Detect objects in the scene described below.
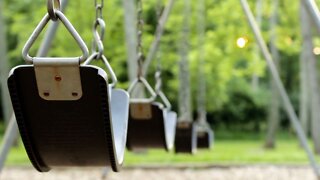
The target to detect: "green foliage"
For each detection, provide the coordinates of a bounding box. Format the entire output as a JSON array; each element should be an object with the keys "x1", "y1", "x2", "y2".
[
  {"x1": 2, "y1": 0, "x2": 304, "y2": 130},
  {"x1": 208, "y1": 78, "x2": 268, "y2": 131}
]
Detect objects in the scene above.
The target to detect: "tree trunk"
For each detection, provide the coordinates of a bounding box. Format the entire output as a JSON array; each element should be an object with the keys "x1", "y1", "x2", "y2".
[
  {"x1": 196, "y1": 0, "x2": 207, "y2": 126},
  {"x1": 264, "y1": 0, "x2": 280, "y2": 149},
  {"x1": 0, "y1": 0, "x2": 13, "y2": 125},
  {"x1": 300, "y1": 1, "x2": 320, "y2": 154},
  {"x1": 178, "y1": 0, "x2": 192, "y2": 121},
  {"x1": 299, "y1": 2, "x2": 311, "y2": 135},
  {"x1": 122, "y1": 0, "x2": 138, "y2": 82},
  {"x1": 251, "y1": 0, "x2": 263, "y2": 91}
]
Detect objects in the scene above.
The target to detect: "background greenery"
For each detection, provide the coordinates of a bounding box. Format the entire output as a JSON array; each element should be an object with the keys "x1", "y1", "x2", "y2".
[
  {"x1": 1, "y1": 0, "x2": 310, "y2": 131},
  {"x1": 1, "y1": 0, "x2": 320, "y2": 166}
]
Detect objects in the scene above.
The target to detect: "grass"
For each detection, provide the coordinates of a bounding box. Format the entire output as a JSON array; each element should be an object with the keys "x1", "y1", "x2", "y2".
[
  {"x1": 4, "y1": 130, "x2": 320, "y2": 167},
  {"x1": 124, "y1": 139, "x2": 317, "y2": 166}
]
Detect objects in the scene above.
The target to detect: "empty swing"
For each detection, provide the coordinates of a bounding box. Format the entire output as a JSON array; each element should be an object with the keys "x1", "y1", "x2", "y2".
[
  {"x1": 7, "y1": 0, "x2": 128, "y2": 172},
  {"x1": 195, "y1": 0, "x2": 214, "y2": 149},
  {"x1": 126, "y1": 0, "x2": 176, "y2": 151},
  {"x1": 195, "y1": 94, "x2": 214, "y2": 149},
  {"x1": 152, "y1": 27, "x2": 177, "y2": 150},
  {"x1": 83, "y1": 0, "x2": 130, "y2": 169},
  {"x1": 174, "y1": 0, "x2": 197, "y2": 154}
]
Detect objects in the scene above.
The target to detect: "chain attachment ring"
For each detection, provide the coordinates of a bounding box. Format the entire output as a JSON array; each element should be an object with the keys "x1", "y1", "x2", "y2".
[
  {"x1": 47, "y1": 0, "x2": 61, "y2": 21},
  {"x1": 92, "y1": 18, "x2": 106, "y2": 59}
]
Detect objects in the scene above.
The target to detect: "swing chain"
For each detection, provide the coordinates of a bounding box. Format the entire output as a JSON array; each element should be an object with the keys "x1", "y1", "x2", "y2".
[
  {"x1": 95, "y1": 0, "x2": 104, "y2": 20},
  {"x1": 155, "y1": 0, "x2": 163, "y2": 93},
  {"x1": 137, "y1": 0, "x2": 145, "y2": 79},
  {"x1": 85, "y1": 0, "x2": 117, "y2": 87},
  {"x1": 47, "y1": 0, "x2": 61, "y2": 21},
  {"x1": 155, "y1": 71, "x2": 162, "y2": 93},
  {"x1": 92, "y1": 0, "x2": 105, "y2": 59}
]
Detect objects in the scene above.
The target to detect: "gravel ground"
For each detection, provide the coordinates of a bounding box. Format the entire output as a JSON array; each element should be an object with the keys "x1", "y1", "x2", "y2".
[{"x1": 1, "y1": 165, "x2": 316, "y2": 180}]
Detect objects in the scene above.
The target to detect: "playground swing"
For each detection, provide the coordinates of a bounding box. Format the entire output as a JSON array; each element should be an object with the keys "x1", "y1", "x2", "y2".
[
  {"x1": 7, "y1": 0, "x2": 128, "y2": 172},
  {"x1": 126, "y1": 0, "x2": 176, "y2": 151},
  {"x1": 174, "y1": 0, "x2": 197, "y2": 154},
  {"x1": 154, "y1": 77, "x2": 177, "y2": 151},
  {"x1": 153, "y1": 0, "x2": 177, "y2": 151},
  {"x1": 195, "y1": 0, "x2": 214, "y2": 149},
  {"x1": 174, "y1": 121, "x2": 197, "y2": 153},
  {"x1": 83, "y1": 0, "x2": 129, "y2": 170},
  {"x1": 195, "y1": 68, "x2": 213, "y2": 149},
  {"x1": 195, "y1": 114, "x2": 213, "y2": 149}
]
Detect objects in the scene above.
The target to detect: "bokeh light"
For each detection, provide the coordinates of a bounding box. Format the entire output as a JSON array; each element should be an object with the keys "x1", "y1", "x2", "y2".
[
  {"x1": 237, "y1": 37, "x2": 248, "y2": 48},
  {"x1": 313, "y1": 47, "x2": 320, "y2": 55}
]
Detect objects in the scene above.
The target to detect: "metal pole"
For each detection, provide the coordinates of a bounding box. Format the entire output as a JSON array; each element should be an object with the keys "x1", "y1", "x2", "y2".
[
  {"x1": 0, "y1": 115, "x2": 18, "y2": 173},
  {"x1": 240, "y1": 0, "x2": 320, "y2": 178},
  {"x1": 0, "y1": 0, "x2": 68, "y2": 174},
  {"x1": 302, "y1": 0, "x2": 320, "y2": 34},
  {"x1": 0, "y1": 0, "x2": 12, "y2": 126},
  {"x1": 142, "y1": 0, "x2": 175, "y2": 77}
]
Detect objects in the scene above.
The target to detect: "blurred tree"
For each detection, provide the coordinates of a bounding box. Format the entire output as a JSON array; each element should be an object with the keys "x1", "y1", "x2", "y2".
[
  {"x1": 299, "y1": 1, "x2": 311, "y2": 136},
  {"x1": 2, "y1": 0, "x2": 306, "y2": 131},
  {"x1": 178, "y1": 0, "x2": 192, "y2": 121},
  {"x1": 300, "y1": 1, "x2": 320, "y2": 154},
  {"x1": 123, "y1": 0, "x2": 138, "y2": 83},
  {"x1": 265, "y1": 0, "x2": 280, "y2": 149},
  {"x1": 196, "y1": 0, "x2": 208, "y2": 126}
]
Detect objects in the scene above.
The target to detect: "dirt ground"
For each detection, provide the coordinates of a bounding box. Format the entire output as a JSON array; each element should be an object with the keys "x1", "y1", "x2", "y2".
[{"x1": 1, "y1": 165, "x2": 316, "y2": 180}]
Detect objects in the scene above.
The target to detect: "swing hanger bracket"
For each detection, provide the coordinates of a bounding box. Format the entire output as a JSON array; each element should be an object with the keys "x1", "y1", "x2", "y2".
[
  {"x1": 22, "y1": 0, "x2": 89, "y2": 101},
  {"x1": 33, "y1": 58, "x2": 83, "y2": 101},
  {"x1": 84, "y1": 52, "x2": 118, "y2": 88}
]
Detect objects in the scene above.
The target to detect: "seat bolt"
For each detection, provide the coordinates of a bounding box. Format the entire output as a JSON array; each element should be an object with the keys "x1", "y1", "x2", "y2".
[{"x1": 55, "y1": 75, "x2": 62, "y2": 82}]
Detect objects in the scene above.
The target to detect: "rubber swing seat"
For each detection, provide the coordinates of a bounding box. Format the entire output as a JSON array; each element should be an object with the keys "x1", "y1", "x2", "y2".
[
  {"x1": 174, "y1": 121, "x2": 197, "y2": 154},
  {"x1": 197, "y1": 129, "x2": 214, "y2": 149},
  {"x1": 126, "y1": 102, "x2": 177, "y2": 151},
  {"x1": 7, "y1": 65, "x2": 129, "y2": 172}
]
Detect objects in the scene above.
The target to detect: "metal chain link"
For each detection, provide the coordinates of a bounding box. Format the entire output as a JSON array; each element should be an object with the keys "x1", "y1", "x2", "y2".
[
  {"x1": 87, "y1": 0, "x2": 117, "y2": 87},
  {"x1": 137, "y1": 0, "x2": 145, "y2": 79},
  {"x1": 92, "y1": 0, "x2": 105, "y2": 59},
  {"x1": 47, "y1": 0, "x2": 61, "y2": 21},
  {"x1": 155, "y1": 0, "x2": 163, "y2": 93},
  {"x1": 95, "y1": 0, "x2": 104, "y2": 20}
]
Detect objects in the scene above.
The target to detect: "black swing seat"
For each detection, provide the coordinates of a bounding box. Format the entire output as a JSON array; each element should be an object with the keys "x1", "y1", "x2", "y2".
[
  {"x1": 7, "y1": 65, "x2": 129, "y2": 172},
  {"x1": 197, "y1": 128, "x2": 214, "y2": 149},
  {"x1": 174, "y1": 121, "x2": 197, "y2": 154},
  {"x1": 126, "y1": 102, "x2": 177, "y2": 151}
]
